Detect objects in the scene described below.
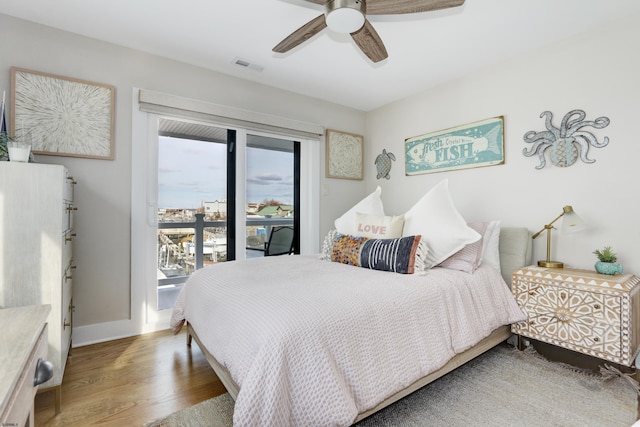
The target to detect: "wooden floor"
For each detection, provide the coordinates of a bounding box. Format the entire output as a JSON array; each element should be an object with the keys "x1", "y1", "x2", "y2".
[
  {"x1": 34, "y1": 329, "x2": 227, "y2": 426},
  {"x1": 33, "y1": 330, "x2": 640, "y2": 426}
]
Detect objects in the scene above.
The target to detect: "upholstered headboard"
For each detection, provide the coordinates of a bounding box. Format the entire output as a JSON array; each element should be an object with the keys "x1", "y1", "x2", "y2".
[{"x1": 498, "y1": 227, "x2": 532, "y2": 286}]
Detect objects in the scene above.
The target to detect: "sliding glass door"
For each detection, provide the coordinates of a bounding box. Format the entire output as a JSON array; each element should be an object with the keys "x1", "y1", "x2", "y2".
[
  {"x1": 155, "y1": 120, "x2": 300, "y2": 309},
  {"x1": 155, "y1": 120, "x2": 231, "y2": 309},
  {"x1": 245, "y1": 134, "x2": 300, "y2": 258}
]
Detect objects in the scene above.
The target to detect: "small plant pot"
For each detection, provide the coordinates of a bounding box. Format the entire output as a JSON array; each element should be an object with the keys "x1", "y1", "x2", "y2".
[{"x1": 595, "y1": 261, "x2": 623, "y2": 275}]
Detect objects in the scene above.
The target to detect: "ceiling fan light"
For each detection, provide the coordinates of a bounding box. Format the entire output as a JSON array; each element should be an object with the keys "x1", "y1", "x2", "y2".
[{"x1": 326, "y1": 0, "x2": 365, "y2": 34}]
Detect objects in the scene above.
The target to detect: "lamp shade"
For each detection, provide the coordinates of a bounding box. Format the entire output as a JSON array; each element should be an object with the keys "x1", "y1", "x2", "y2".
[{"x1": 560, "y1": 206, "x2": 586, "y2": 233}]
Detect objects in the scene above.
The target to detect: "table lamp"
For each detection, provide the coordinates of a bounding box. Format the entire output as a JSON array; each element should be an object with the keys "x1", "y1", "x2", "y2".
[{"x1": 532, "y1": 205, "x2": 585, "y2": 268}]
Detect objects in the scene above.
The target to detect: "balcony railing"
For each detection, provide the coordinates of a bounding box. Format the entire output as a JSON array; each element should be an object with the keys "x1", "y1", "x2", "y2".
[{"x1": 157, "y1": 213, "x2": 293, "y2": 287}]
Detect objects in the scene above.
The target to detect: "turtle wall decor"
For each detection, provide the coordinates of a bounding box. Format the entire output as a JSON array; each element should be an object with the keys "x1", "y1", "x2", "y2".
[
  {"x1": 375, "y1": 149, "x2": 396, "y2": 180},
  {"x1": 523, "y1": 109, "x2": 610, "y2": 169}
]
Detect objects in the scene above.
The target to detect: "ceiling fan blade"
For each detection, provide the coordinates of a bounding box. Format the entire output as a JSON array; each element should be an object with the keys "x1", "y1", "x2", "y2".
[
  {"x1": 366, "y1": 0, "x2": 465, "y2": 15},
  {"x1": 351, "y1": 19, "x2": 388, "y2": 63},
  {"x1": 273, "y1": 14, "x2": 327, "y2": 53}
]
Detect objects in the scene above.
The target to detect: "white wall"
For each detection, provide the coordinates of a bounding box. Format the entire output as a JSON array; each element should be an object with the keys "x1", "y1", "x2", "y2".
[
  {"x1": 365, "y1": 13, "x2": 640, "y2": 273},
  {"x1": 0, "y1": 14, "x2": 366, "y2": 336},
  {"x1": 3, "y1": 11, "x2": 638, "y2": 343}
]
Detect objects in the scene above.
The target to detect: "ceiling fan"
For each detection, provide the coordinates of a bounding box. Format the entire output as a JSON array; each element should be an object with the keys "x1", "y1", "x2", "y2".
[{"x1": 273, "y1": 0, "x2": 465, "y2": 63}]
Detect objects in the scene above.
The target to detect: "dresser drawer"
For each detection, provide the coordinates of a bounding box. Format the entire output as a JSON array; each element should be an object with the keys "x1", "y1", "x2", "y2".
[
  {"x1": 62, "y1": 267, "x2": 73, "y2": 368},
  {"x1": 63, "y1": 264, "x2": 73, "y2": 330},
  {"x1": 63, "y1": 230, "x2": 74, "y2": 269},
  {"x1": 61, "y1": 297, "x2": 73, "y2": 372},
  {"x1": 63, "y1": 173, "x2": 75, "y2": 203},
  {"x1": 1, "y1": 324, "x2": 48, "y2": 427},
  {"x1": 63, "y1": 202, "x2": 76, "y2": 231},
  {"x1": 512, "y1": 280, "x2": 622, "y2": 358}
]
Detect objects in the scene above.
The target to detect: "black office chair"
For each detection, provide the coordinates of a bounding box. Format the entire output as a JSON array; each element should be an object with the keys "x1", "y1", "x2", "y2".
[{"x1": 265, "y1": 226, "x2": 295, "y2": 256}]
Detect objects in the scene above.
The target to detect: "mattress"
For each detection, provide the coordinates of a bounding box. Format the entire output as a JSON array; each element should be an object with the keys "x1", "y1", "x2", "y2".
[{"x1": 171, "y1": 254, "x2": 526, "y2": 426}]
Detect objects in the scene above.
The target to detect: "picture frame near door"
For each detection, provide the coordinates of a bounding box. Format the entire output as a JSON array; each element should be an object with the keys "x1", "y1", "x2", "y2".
[
  {"x1": 326, "y1": 129, "x2": 363, "y2": 180},
  {"x1": 11, "y1": 67, "x2": 115, "y2": 160}
]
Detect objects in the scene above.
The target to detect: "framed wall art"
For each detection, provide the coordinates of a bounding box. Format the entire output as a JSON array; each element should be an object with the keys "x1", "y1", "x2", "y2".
[
  {"x1": 326, "y1": 129, "x2": 363, "y2": 180},
  {"x1": 405, "y1": 116, "x2": 504, "y2": 175},
  {"x1": 11, "y1": 67, "x2": 115, "y2": 160}
]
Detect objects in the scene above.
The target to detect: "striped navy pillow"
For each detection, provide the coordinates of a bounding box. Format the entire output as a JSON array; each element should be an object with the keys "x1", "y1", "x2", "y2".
[{"x1": 360, "y1": 235, "x2": 426, "y2": 274}]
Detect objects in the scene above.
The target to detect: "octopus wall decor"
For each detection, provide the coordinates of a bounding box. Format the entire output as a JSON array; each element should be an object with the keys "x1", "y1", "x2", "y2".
[{"x1": 523, "y1": 109, "x2": 610, "y2": 169}]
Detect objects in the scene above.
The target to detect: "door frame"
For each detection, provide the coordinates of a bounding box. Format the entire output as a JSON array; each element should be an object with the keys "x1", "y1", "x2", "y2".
[{"x1": 130, "y1": 94, "x2": 320, "y2": 334}]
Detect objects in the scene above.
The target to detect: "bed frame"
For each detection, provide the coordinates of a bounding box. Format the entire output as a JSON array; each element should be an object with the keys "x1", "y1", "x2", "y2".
[{"x1": 186, "y1": 227, "x2": 532, "y2": 424}]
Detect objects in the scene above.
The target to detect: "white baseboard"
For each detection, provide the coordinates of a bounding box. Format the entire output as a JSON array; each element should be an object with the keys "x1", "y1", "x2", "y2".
[{"x1": 72, "y1": 312, "x2": 172, "y2": 347}]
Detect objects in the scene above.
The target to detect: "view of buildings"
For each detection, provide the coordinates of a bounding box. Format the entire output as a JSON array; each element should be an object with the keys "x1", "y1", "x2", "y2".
[{"x1": 157, "y1": 200, "x2": 294, "y2": 278}]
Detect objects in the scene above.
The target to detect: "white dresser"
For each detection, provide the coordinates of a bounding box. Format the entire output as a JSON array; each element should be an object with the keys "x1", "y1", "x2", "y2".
[{"x1": 0, "y1": 162, "x2": 76, "y2": 413}]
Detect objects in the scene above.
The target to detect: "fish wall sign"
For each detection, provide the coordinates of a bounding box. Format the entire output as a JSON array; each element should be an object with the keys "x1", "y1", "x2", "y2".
[
  {"x1": 405, "y1": 116, "x2": 504, "y2": 175},
  {"x1": 522, "y1": 109, "x2": 610, "y2": 169}
]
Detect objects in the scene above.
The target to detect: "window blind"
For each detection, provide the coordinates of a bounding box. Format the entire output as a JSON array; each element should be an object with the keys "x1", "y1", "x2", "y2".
[{"x1": 138, "y1": 89, "x2": 324, "y2": 140}]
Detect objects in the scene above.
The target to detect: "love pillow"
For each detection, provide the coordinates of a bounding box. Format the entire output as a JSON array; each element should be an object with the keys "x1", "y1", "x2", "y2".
[{"x1": 354, "y1": 213, "x2": 404, "y2": 239}]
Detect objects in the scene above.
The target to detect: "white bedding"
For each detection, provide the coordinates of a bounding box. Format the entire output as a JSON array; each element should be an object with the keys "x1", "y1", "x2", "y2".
[{"x1": 171, "y1": 255, "x2": 526, "y2": 427}]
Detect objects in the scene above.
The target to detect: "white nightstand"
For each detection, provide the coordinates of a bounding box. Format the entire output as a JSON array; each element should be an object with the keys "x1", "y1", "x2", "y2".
[
  {"x1": 511, "y1": 266, "x2": 640, "y2": 367},
  {"x1": 0, "y1": 305, "x2": 51, "y2": 427}
]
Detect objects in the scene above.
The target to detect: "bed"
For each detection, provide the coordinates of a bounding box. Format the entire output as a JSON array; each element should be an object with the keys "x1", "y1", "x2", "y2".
[{"x1": 171, "y1": 225, "x2": 532, "y2": 427}]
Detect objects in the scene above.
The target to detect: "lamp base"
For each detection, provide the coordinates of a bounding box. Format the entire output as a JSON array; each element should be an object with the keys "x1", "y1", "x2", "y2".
[{"x1": 538, "y1": 260, "x2": 564, "y2": 268}]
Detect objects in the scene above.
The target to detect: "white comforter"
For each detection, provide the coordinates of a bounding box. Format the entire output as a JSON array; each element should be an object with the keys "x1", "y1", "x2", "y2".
[{"x1": 171, "y1": 255, "x2": 525, "y2": 427}]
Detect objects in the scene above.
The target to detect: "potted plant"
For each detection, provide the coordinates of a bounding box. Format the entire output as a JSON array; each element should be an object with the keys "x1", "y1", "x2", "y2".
[
  {"x1": 0, "y1": 131, "x2": 34, "y2": 163},
  {"x1": 0, "y1": 131, "x2": 12, "y2": 161},
  {"x1": 593, "y1": 246, "x2": 623, "y2": 275}
]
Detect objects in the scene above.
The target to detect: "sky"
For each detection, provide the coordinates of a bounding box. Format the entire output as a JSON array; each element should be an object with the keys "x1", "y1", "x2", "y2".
[{"x1": 158, "y1": 136, "x2": 293, "y2": 209}]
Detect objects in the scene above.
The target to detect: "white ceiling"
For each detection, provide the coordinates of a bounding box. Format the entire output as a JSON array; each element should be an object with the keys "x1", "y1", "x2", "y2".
[{"x1": 3, "y1": 0, "x2": 640, "y2": 111}]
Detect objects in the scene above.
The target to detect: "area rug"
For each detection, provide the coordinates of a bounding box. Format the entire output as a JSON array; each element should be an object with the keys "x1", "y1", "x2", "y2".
[{"x1": 146, "y1": 344, "x2": 638, "y2": 427}]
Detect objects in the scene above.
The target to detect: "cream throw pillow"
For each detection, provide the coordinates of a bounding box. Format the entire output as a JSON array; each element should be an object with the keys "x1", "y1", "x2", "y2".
[{"x1": 354, "y1": 213, "x2": 404, "y2": 239}]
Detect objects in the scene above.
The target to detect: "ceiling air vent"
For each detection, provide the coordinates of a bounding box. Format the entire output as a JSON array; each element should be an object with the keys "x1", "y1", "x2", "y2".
[{"x1": 232, "y1": 57, "x2": 264, "y2": 72}]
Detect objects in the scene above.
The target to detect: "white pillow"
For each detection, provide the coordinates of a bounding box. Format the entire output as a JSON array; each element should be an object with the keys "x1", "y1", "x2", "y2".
[
  {"x1": 354, "y1": 213, "x2": 404, "y2": 239},
  {"x1": 402, "y1": 179, "x2": 480, "y2": 269},
  {"x1": 334, "y1": 186, "x2": 385, "y2": 235},
  {"x1": 481, "y1": 220, "x2": 501, "y2": 272}
]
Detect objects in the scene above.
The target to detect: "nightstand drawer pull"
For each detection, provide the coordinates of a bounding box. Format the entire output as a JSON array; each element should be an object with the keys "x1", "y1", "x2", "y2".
[
  {"x1": 593, "y1": 337, "x2": 600, "y2": 342},
  {"x1": 594, "y1": 304, "x2": 601, "y2": 309}
]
